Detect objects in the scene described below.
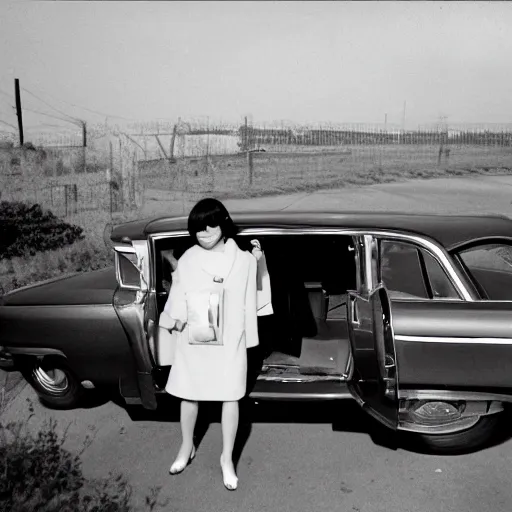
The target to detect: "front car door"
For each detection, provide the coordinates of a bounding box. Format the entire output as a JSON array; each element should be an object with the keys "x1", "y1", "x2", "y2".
[
  {"x1": 113, "y1": 240, "x2": 157, "y2": 410},
  {"x1": 347, "y1": 235, "x2": 399, "y2": 430},
  {"x1": 372, "y1": 232, "x2": 512, "y2": 433}
]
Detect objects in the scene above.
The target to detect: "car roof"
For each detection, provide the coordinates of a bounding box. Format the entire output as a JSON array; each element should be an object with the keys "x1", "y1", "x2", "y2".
[{"x1": 110, "y1": 210, "x2": 512, "y2": 251}]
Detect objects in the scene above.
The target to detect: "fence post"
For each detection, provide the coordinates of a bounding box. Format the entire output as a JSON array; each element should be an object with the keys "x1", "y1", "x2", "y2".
[
  {"x1": 73, "y1": 184, "x2": 78, "y2": 214},
  {"x1": 109, "y1": 180, "x2": 114, "y2": 218},
  {"x1": 247, "y1": 151, "x2": 253, "y2": 186}
]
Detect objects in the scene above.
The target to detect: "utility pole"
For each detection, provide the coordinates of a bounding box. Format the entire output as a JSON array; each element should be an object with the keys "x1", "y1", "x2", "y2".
[
  {"x1": 384, "y1": 113, "x2": 388, "y2": 132},
  {"x1": 244, "y1": 116, "x2": 248, "y2": 152},
  {"x1": 402, "y1": 101, "x2": 406, "y2": 132},
  {"x1": 82, "y1": 121, "x2": 87, "y2": 173},
  {"x1": 14, "y1": 78, "x2": 24, "y2": 146}
]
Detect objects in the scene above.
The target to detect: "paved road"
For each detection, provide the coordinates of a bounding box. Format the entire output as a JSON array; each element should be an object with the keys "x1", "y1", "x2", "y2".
[
  {"x1": 4, "y1": 174, "x2": 512, "y2": 512},
  {"x1": 143, "y1": 174, "x2": 512, "y2": 218}
]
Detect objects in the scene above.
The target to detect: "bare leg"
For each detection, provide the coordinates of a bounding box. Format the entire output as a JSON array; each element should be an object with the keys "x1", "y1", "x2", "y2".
[
  {"x1": 170, "y1": 399, "x2": 199, "y2": 474},
  {"x1": 220, "y1": 400, "x2": 239, "y2": 490}
]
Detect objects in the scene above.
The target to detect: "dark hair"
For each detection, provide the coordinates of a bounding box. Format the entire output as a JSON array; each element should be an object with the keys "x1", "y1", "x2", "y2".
[{"x1": 188, "y1": 198, "x2": 238, "y2": 242}]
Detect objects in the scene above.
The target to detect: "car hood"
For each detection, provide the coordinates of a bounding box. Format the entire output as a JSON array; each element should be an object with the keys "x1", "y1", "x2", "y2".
[{"x1": 0, "y1": 267, "x2": 118, "y2": 306}]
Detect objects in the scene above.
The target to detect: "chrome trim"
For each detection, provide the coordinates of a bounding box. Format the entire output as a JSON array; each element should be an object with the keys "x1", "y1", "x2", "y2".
[
  {"x1": 249, "y1": 391, "x2": 354, "y2": 400},
  {"x1": 113, "y1": 245, "x2": 137, "y2": 254},
  {"x1": 363, "y1": 235, "x2": 374, "y2": 294},
  {"x1": 148, "y1": 228, "x2": 473, "y2": 300},
  {"x1": 256, "y1": 375, "x2": 344, "y2": 383},
  {"x1": 399, "y1": 388, "x2": 512, "y2": 403},
  {"x1": 343, "y1": 347, "x2": 354, "y2": 380},
  {"x1": 380, "y1": 284, "x2": 399, "y2": 402},
  {"x1": 114, "y1": 252, "x2": 141, "y2": 291},
  {"x1": 395, "y1": 334, "x2": 512, "y2": 345}
]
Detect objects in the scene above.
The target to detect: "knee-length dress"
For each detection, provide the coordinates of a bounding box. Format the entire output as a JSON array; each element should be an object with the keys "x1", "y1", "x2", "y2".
[{"x1": 159, "y1": 238, "x2": 259, "y2": 401}]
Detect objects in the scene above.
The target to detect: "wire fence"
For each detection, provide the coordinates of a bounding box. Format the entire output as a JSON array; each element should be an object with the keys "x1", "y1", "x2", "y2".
[
  {"x1": 1, "y1": 118, "x2": 512, "y2": 221},
  {"x1": 129, "y1": 119, "x2": 512, "y2": 205},
  {"x1": 0, "y1": 128, "x2": 144, "y2": 223}
]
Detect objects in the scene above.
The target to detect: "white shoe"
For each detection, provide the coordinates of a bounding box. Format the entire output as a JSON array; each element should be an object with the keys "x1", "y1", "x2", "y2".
[
  {"x1": 169, "y1": 446, "x2": 196, "y2": 475},
  {"x1": 220, "y1": 455, "x2": 238, "y2": 491}
]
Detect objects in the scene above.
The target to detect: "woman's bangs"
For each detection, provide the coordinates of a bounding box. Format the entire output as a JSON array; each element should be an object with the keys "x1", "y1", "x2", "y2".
[{"x1": 194, "y1": 211, "x2": 222, "y2": 233}]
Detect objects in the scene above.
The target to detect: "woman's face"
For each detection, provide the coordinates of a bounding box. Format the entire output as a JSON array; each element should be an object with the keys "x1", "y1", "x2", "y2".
[{"x1": 196, "y1": 225, "x2": 223, "y2": 250}]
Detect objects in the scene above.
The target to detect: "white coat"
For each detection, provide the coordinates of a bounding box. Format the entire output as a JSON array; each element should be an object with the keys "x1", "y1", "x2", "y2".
[{"x1": 158, "y1": 238, "x2": 259, "y2": 401}]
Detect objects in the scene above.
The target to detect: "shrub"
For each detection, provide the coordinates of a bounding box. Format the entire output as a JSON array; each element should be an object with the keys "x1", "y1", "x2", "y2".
[
  {"x1": 0, "y1": 400, "x2": 169, "y2": 512},
  {"x1": 0, "y1": 201, "x2": 84, "y2": 259},
  {"x1": 0, "y1": 405, "x2": 132, "y2": 512}
]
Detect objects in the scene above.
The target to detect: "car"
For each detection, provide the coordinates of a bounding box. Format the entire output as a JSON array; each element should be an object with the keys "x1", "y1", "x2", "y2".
[{"x1": 2, "y1": 210, "x2": 512, "y2": 454}]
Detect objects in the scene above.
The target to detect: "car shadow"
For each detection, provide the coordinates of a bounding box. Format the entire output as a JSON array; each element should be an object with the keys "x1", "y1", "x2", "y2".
[
  {"x1": 81, "y1": 387, "x2": 512, "y2": 458},
  {"x1": 120, "y1": 394, "x2": 400, "y2": 466},
  {"x1": 119, "y1": 394, "x2": 512, "y2": 457}
]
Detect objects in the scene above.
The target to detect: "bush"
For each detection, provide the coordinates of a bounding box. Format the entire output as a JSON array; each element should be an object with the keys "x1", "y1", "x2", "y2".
[
  {"x1": 0, "y1": 201, "x2": 84, "y2": 259},
  {"x1": 0, "y1": 409, "x2": 131, "y2": 512},
  {"x1": 0, "y1": 400, "x2": 169, "y2": 512}
]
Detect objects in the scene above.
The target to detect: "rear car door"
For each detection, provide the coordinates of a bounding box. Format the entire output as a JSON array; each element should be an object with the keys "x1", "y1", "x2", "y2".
[{"x1": 347, "y1": 235, "x2": 399, "y2": 430}]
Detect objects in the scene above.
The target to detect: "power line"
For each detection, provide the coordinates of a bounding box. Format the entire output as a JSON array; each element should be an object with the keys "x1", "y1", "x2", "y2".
[
  {"x1": 58, "y1": 102, "x2": 138, "y2": 121},
  {"x1": 21, "y1": 86, "x2": 82, "y2": 124},
  {"x1": 0, "y1": 87, "x2": 12, "y2": 99},
  {"x1": 0, "y1": 97, "x2": 14, "y2": 110},
  {"x1": 0, "y1": 119, "x2": 17, "y2": 130},
  {"x1": 21, "y1": 106, "x2": 82, "y2": 127},
  {"x1": 0, "y1": 105, "x2": 15, "y2": 118},
  {"x1": 25, "y1": 122, "x2": 80, "y2": 130},
  {"x1": 19, "y1": 80, "x2": 140, "y2": 121}
]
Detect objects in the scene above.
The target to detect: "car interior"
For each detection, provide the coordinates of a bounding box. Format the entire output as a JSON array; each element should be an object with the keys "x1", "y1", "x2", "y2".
[{"x1": 153, "y1": 233, "x2": 357, "y2": 384}]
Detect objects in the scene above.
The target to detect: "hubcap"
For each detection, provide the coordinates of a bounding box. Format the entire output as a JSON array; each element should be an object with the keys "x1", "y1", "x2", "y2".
[{"x1": 33, "y1": 366, "x2": 69, "y2": 396}]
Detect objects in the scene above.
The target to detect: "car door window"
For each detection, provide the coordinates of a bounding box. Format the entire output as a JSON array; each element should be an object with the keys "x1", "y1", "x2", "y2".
[
  {"x1": 457, "y1": 243, "x2": 512, "y2": 300},
  {"x1": 380, "y1": 241, "x2": 428, "y2": 299},
  {"x1": 380, "y1": 240, "x2": 459, "y2": 300}
]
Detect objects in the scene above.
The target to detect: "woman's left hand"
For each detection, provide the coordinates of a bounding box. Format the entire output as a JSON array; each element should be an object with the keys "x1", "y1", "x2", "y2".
[{"x1": 250, "y1": 239, "x2": 263, "y2": 261}]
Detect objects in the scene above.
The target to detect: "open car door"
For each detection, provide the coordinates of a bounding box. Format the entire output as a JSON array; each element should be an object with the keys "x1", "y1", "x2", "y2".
[
  {"x1": 113, "y1": 242, "x2": 157, "y2": 410},
  {"x1": 347, "y1": 285, "x2": 398, "y2": 430}
]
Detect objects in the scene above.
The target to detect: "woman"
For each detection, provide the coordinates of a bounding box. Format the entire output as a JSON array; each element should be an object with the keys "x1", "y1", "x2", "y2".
[{"x1": 159, "y1": 198, "x2": 264, "y2": 491}]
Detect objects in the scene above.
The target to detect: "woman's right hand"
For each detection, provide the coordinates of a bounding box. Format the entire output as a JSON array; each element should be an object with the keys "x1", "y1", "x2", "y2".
[
  {"x1": 172, "y1": 319, "x2": 186, "y2": 332},
  {"x1": 161, "y1": 249, "x2": 179, "y2": 272}
]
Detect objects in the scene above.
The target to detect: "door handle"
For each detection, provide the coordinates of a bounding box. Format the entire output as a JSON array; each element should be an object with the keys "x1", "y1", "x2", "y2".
[
  {"x1": 147, "y1": 319, "x2": 155, "y2": 338},
  {"x1": 350, "y1": 298, "x2": 360, "y2": 326}
]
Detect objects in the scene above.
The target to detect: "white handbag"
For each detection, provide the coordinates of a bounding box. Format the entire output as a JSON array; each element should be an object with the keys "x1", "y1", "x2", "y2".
[{"x1": 186, "y1": 285, "x2": 225, "y2": 346}]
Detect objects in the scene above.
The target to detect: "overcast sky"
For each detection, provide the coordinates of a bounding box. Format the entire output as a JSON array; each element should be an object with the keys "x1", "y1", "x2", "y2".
[{"x1": 1, "y1": 1, "x2": 511, "y2": 133}]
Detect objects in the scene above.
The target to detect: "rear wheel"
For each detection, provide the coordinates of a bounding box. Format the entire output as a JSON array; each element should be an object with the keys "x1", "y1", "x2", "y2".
[
  {"x1": 20, "y1": 356, "x2": 84, "y2": 409},
  {"x1": 405, "y1": 413, "x2": 503, "y2": 454}
]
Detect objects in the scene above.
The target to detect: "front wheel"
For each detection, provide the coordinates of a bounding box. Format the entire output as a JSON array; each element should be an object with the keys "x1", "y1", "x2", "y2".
[
  {"x1": 405, "y1": 413, "x2": 503, "y2": 454},
  {"x1": 20, "y1": 356, "x2": 84, "y2": 410}
]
